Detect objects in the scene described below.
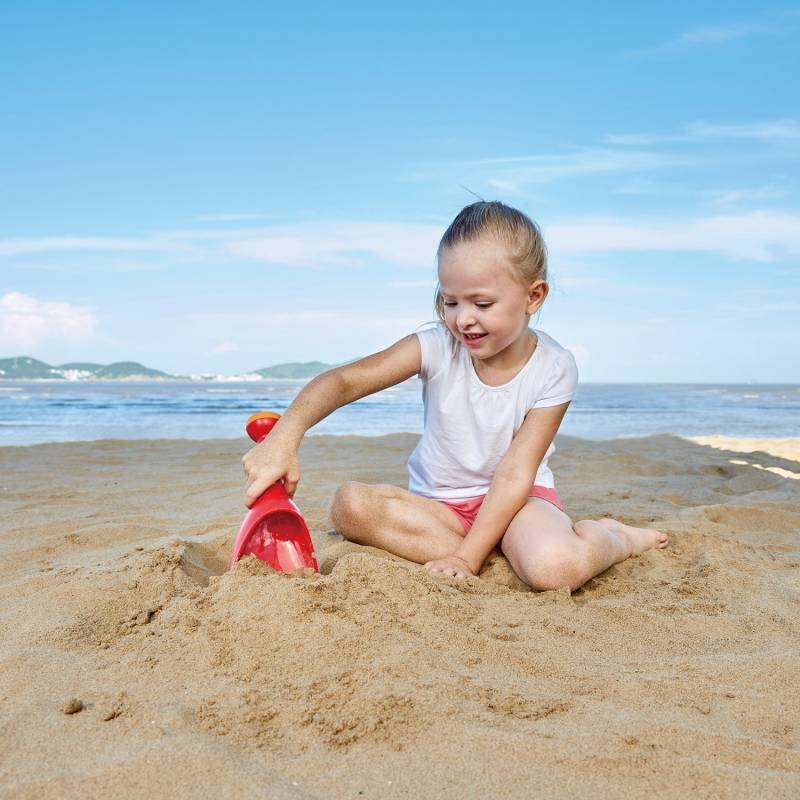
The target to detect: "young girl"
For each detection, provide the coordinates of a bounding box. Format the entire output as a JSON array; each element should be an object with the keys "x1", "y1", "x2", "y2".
[{"x1": 242, "y1": 201, "x2": 668, "y2": 591}]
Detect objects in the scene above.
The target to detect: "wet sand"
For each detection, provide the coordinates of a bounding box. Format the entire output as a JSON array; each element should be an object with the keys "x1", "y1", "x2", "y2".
[{"x1": 1, "y1": 433, "x2": 798, "y2": 798}]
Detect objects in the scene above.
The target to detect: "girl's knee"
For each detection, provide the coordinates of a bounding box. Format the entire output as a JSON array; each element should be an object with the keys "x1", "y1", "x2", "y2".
[
  {"x1": 329, "y1": 481, "x2": 370, "y2": 528},
  {"x1": 329, "y1": 481, "x2": 399, "y2": 531},
  {"x1": 520, "y1": 543, "x2": 591, "y2": 592}
]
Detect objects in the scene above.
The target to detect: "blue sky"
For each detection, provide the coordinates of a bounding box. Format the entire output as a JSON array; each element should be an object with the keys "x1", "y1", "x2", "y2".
[{"x1": 1, "y1": 0, "x2": 798, "y2": 381}]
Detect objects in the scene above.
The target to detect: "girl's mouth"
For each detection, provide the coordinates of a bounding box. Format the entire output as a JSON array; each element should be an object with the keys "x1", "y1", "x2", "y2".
[{"x1": 464, "y1": 333, "x2": 488, "y2": 346}]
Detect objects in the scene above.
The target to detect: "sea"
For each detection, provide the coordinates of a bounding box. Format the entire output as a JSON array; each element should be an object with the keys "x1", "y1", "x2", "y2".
[{"x1": 0, "y1": 380, "x2": 797, "y2": 446}]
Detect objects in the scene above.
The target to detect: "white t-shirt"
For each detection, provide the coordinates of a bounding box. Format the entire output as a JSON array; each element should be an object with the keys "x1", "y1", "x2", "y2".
[{"x1": 407, "y1": 324, "x2": 578, "y2": 500}]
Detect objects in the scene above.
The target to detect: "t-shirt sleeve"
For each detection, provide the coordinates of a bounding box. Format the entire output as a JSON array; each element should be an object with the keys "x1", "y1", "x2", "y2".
[
  {"x1": 531, "y1": 349, "x2": 579, "y2": 408},
  {"x1": 414, "y1": 324, "x2": 451, "y2": 381}
]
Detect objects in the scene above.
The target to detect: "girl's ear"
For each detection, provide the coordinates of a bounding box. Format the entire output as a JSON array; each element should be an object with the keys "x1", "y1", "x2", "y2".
[{"x1": 527, "y1": 279, "x2": 548, "y2": 313}]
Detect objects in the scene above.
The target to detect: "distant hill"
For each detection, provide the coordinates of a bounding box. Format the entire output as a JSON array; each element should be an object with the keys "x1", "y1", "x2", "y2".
[
  {"x1": 0, "y1": 356, "x2": 362, "y2": 381},
  {"x1": 0, "y1": 357, "x2": 178, "y2": 381},
  {"x1": 95, "y1": 361, "x2": 176, "y2": 379},
  {"x1": 0, "y1": 357, "x2": 56, "y2": 380},
  {"x1": 254, "y1": 358, "x2": 364, "y2": 379},
  {"x1": 254, "y1": 361, "x2": 338, "y2": 379}
]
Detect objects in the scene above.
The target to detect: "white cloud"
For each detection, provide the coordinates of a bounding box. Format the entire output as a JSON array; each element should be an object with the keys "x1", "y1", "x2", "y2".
[
  {"x1": 604, "y1": 119, "x2": 800, "y2": 146},
  {"x1": 623, "y1": 16, "x2": 785, "y2": 57},
  {"x1": 612, "y1": 178, "x2": 791, "y2": 206},
  {"x1": 443, "y1": 148, "x2": 694, "y2": 186},
  {"x1": 402, "y1": 147, "x2": 701, "y2": 195},
  {"x1": 677, "y1": 23, "x2": 776, "y2": 46},
  {"x1": 211, "y1": 340, "x2": 240, "y2": 354},
  {"x1": 0, "y1": 222, "x2": 441, "y2": 269},
  {"x1": 760, "y1": 302, "x2": 800, "y2": 313},
  {"x1": 486, "y1": 178, "x2": 526, "y2": 195},
  {"x1": 2, "y1": 208, "x2": 797, "y2": 280},
  {"x1": 185, "y1": 311, "x2": 426, "y2": 352},
  {"x1": 705, "y1": 185, "x2": 791, "y2": 207},
  {"x1": 602, "y1": 134, "x2": 655, "y2": 147},
  {"x1": 188, "y1": 310, "x2": 423, "y2": 330},
  {"x1": 546, "y1": 210, "x2": 800, "y2": 262},
  {"x1": 684, "y1": 120, "x2": 800, "y2": 142},
  {"x1": 424, "y1": 117, "x2": 798, "y2": 197},
  {"x1": 0, "y1": 258, "x2": 166, "y2": 274},
  {"x1": 0, "y1": 235, "x2": 191, "y2": 258},
  {"x1": 716, "y1": 287, "x2": 800, "y2": 315},
  {"x1": 0, "y1": 292, "x2": 97, "y2": 351},
  {"x1": 716, "y1": 302, "x2": 797, "y2": 315},
  {"x1": 188, "y1": 311, "x2": 340, "y2": 326},
  {"x1": 194, "y1": 212, "x2": 274, "y2": 223},
  {"x1": 389, "y1": 280, "x2": 437, "y2": 288},
  {"x1": 554, "y1": 277, "x2": 602, "y2": 288},
  {"x1": 225, "y1": 221, "x2": 439, "y2": 268}
]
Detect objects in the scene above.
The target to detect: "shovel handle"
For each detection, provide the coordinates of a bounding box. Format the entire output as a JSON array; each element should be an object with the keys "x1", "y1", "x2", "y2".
[{"x1": 246, "y1": 411, "x2": 282, "y2": 443}]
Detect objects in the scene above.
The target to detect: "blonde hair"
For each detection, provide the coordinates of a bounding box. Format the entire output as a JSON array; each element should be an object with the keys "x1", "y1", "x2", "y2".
[{"x1": 433, "y1": 201, "x2": 548, "y2": 325}]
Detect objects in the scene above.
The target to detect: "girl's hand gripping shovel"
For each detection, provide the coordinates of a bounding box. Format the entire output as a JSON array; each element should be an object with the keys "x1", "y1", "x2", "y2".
[{"x1": 229, "y1": 412, "x2": 319, "y2": 573}]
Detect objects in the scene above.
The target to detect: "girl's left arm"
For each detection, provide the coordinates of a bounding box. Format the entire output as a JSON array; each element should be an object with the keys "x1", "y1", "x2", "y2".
[{"x1": 426, "y1": 402, "x2": 571, "y2": 577}]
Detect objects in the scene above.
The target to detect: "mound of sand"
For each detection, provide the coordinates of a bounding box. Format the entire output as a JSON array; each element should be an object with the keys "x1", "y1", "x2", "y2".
[{"x1": 1, "y1": 433, "x2": 798, "y2": 798}]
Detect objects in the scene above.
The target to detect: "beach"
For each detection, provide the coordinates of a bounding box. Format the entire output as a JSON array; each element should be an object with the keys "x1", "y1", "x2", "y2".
[{"x1": 1, "y1": 432, "x2": 799, "y2": 798}]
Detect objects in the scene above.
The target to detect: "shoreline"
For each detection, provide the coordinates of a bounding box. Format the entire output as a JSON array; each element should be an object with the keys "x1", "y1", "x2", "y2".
[
  {"x1": 3, "y1": 378, "x2": 799, "y2": 384},
  {"x1": 683, "y1": 435, "x2": 800, "y2": 480},
  {"x1": 3, "y1": 430, "x2": 800, "y2": 451}
]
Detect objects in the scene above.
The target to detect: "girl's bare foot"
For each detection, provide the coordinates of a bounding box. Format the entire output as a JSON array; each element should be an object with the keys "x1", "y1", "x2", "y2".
[{"x1": 596, "y1": 518, "x2": 668, "y2": 556}]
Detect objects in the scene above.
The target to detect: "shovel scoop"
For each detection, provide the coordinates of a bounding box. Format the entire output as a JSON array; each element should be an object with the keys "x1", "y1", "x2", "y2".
[{"x1": 229, "y1": 411, "x2": 319, "y2": 573}]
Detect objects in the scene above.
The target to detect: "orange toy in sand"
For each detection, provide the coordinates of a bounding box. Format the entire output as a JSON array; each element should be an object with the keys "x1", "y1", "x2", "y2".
[{"x1": 229, "y1": 412, "x2": 319, "y2": 573}]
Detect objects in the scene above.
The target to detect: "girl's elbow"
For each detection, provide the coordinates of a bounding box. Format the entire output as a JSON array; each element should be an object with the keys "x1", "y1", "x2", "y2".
[{"x1": 334, "y1": 365, "x2": 368, "y2": 404}]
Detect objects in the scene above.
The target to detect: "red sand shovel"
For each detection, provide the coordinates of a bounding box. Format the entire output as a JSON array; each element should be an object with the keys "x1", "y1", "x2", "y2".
[{"x1": 229, "y1": 411, "x2": 319, "y2": 573}]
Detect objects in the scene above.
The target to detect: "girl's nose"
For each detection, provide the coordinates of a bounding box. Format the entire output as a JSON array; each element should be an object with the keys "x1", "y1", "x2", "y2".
[{"x1": 457, "y1": 310, "x2": 476, "y2": 329}]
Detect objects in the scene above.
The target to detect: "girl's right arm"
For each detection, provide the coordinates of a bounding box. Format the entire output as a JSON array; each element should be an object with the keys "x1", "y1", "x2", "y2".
[{"x1": 242, "y1": 333, "x2": 422, "y2": 506}]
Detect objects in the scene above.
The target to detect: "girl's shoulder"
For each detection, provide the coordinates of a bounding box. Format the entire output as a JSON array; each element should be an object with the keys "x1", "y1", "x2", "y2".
[
  {"x1": 528, "y1": 330, "x2": 579, "y2": 407},
  {"x1": 530, "y1": 329, "x2": 579, "y2": 383},
  {"x1": 532, "y1": 329, "x2": 575, "y2": 363},
  {"x1": 414, "y1": 321, "x2": 457, "y2": 379},
  {"x1": 414, "y1": 321, "x2": 458, "y2": 351}
]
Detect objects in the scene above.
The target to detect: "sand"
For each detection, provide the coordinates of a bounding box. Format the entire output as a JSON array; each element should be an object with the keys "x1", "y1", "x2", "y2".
[{"x1": 1, "y1": 432, "x2": 798, "y2": 798}]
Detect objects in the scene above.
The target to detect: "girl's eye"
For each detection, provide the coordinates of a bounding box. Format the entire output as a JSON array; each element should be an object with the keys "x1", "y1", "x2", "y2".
[{"x1": 476, "y1": 303, "x2": 492, "y2": 309}]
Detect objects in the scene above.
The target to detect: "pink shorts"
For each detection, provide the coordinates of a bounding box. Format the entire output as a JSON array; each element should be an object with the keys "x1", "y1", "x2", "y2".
[{"x1": 437, "y1": 486, "x2": 566, "y2": 536}]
